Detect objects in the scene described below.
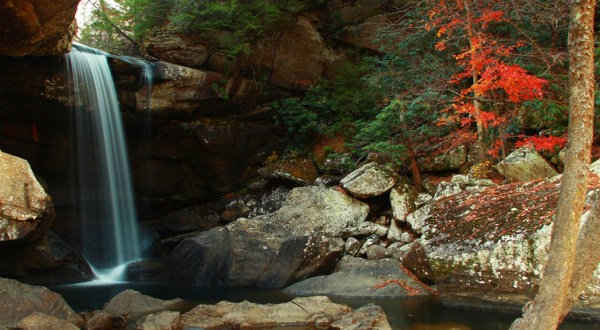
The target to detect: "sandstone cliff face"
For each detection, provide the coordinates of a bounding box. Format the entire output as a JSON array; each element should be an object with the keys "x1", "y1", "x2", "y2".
[{"x1": 0, "y1": 0, "x2": 79, "y2": 56}]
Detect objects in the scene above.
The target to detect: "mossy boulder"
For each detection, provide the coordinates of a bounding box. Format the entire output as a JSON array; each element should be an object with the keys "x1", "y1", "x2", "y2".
[{"x1": 404, "y1": 176, "x2": 600, "y2": 316}]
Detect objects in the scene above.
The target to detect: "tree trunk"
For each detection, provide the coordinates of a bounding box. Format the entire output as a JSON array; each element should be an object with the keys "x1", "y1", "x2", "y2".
[
  {"x1": 509, "y1": 0, "x2": 596, "y2": 329},
  {"x1": 560, "y1": 195, "x2": 600, "y2": 321},
  {"x1": 462, "y1": 0, "x2": 485, "y2": 140}
]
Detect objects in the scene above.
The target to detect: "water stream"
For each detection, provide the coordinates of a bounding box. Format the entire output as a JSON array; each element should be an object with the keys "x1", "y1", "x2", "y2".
[{"x1": 64, "y1": 44, "x2": 143, "y2": 281}]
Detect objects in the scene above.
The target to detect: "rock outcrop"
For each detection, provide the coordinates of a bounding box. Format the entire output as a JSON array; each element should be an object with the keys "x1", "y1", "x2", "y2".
[
  {"x1": 418, "y1": 145, "x2": 468, "y2": 173},
  {"x1": 102, "y1": 290, "x2": 188, "y2": 325},
  {"x1": 179, "y1": 296, "x2": 352, "y2": 329},
  {"x1": 0, "y1": 277, "x2": 83, "y2": 328},
  {"x1": 284, "y1": 256, "x2": 432, "y2": 298},
  {"x1": 0, "y1": 150, "x2": 54, "y2": 242},
  {"x1": 496, "y1": 147, "x2": 558, "y2": 182},
  {"x1": 331, "y1": 304, "x2": 392, "y2": 330},
  {"x1": 340, "y1": 162, "x2": 396, "y2": 199},
  {"x1": 0, "y1": 0, "x2": 79, "y2": 56},
  {"x1": 0, "y1": 231, "x2": 93, "y2": 285},
  {"x1": 169, "y1": 186, "x2": 369, "y2": 288},
  {"x1": 403, "y1": 175, "x2": 600, "y2": 316}
]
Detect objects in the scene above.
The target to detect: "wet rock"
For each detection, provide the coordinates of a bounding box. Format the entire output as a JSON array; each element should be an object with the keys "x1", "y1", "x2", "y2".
[
  {"x1": 0, "y1": 231, "x2": 93, "y2": 285},
  {"x1": 284, "y1": 256, "x2": 431, "y2": 298},
  {"x1": 0, "y1": 0, "x2": 78, "y2": 56},
  {"x1": 179, "y1": 296, "x2": 351, "y2": 329},
  {"x1": 331, "y1": 304, "x2": 392, "y2": 330},
  {"x1": 496, "y1": 147, "x2": 557, "y2": 182},
  {"x1": 137, "y1": 61, "x2": 261, "y2": 114},
  {"x1": 103, "y1": 290, "x2": 187, "y2": 325},
  {"x1": 169, "y1": 186, "x2": 368, "y2": 288},
  {"x1": 16, "y1": 312, "x2": 79, "y2": 330},
  {"x1": 0, "y1": 277, "x2": 83, "y2": 328},
  {"x1": 0, "y1": 150, "x2": 54, "y2": 242},
  {"x1": 340, "y1": 162, "x2": 396, "y2": 199}
]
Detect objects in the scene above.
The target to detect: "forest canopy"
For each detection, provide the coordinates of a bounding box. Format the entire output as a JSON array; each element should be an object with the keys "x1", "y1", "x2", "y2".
[{"x1": 78, "y1": 0, "x2": 580, "y2": 172}]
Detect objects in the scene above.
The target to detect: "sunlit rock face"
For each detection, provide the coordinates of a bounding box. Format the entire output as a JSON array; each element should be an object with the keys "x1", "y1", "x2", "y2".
[
  {"x1": 0, "y1": 150, "x2": 53, "y2": 242},
  {"x1": 0, "y1": 0, "x2": 79, "y2": 56}
]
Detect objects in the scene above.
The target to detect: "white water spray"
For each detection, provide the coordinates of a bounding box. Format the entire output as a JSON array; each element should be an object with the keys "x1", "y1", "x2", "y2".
[{"x1": 65, "y1": 44, "x2": 144, "y2": 281}]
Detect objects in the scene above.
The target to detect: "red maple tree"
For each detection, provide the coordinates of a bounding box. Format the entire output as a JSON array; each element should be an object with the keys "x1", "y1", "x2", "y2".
[{"x1": 427, "y1": 0, "x2": 550, "y2": 156}]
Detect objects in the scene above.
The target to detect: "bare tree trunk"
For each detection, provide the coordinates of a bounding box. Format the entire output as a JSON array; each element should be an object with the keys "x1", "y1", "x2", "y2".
[
  {"x1": 509, "y1": 0, "x2": 596, "y2": 329},
  {"x1": 462, "y1": 0, "x2": 485, "y2": 140}
]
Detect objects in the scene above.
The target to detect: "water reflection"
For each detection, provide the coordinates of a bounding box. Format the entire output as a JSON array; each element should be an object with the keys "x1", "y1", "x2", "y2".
[{"x1": 51, "y1": 282, "x2": 600, "y2": 330}]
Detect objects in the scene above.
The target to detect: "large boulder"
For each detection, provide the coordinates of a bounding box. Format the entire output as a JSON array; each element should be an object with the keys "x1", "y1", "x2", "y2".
[
  {"x1": 417, "y1": 145, "x2": 468, "y2": 173},
  {"x1": 403, "y1": 176, "x2": 600, "y2": 317},
  {"x1": 390, "y1": 181, "x2": 417, "y2": 220},
  {"x1": 0, "y1": 150, "x2": 54, "y2": 242},
  {"x1": 0, "y1": 0, "x2": 79, "y2": 56},
  {"x1": 496, "y1": 147, "x2": 558, "y2": 182},
  {"x1": 331, "y1": 304, "x2": 392, "y2": 330},
  {"x1": 249, "y1": 16, "x2": 336, "y2": 89},
  {"x1": 145, "y1": 32, "x2": 209, "y2": 68},
  {"x1": 16, "y1": 312, "x2": 79, "y2": 330},
  {"x1": 179, "y1": 296, "x2": 352, "y2": 329},
  {"x1": 340, "y1": 162, "x2": 396, "y2": 199},
  {"x1": 0, "y1": 277, "x2": 83, "y2": 328},
  {"x1": 284, "y1": 256, "x2": 432, "y2": 297},
  {"x1": 0, "y1": 231, "x2": 93, "y2": 285},
  {"x1": 103, "y1": 290, "x2": 187, "y2": 325},
  {"x1": 169, "y1": 186, "x2": 369, "y2": 288}
]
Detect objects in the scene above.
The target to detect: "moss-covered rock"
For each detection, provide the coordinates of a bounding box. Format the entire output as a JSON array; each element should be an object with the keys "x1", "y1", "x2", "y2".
[{"x1": 408, "y1": 176, "x2": 600, "y2": 317}]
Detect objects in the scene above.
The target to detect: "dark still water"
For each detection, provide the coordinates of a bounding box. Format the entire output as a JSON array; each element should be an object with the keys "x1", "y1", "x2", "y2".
[{"x1": 51, "y1": 282, "x2": 600, "y2": 330}]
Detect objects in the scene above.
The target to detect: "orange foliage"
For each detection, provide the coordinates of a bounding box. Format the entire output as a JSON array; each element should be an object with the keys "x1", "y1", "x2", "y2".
[
  {"x1": 428, "y1": 0, "x2": 548, "y2": 140},
  {"x1": 515, "y1": 134, "x2": 567, "y2": 152},
  {"x1": 374, "y1": 279, "x2": 421, "y2": 296}
]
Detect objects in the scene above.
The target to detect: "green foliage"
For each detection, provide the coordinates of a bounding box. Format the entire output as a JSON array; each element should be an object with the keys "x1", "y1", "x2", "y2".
[
  {"x1": 168, "y1": 0, "x2": 322, "y2": 59},
  {"x1": 272, "y1": 59, "x2": 382, "y2": 150},
  {"x1": 355, "y1": 98, "x2": 439, "y2": 167},
  {"x1": 272, "y1": 97, "x2": 320, "y2": 146},
  {"x1": 79, "y1": 0, "x2": 174, "y2": 54}
]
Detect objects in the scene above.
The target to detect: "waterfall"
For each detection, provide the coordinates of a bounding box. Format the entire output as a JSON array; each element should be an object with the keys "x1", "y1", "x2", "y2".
[{"x1": 64, "y1": 44, "x2": 144, "y2": 281}]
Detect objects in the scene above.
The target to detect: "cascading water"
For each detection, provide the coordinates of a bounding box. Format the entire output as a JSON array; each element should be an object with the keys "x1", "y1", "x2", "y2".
[{"x1": 64, "y1": 44, "x2": 144, "y2": 281}]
